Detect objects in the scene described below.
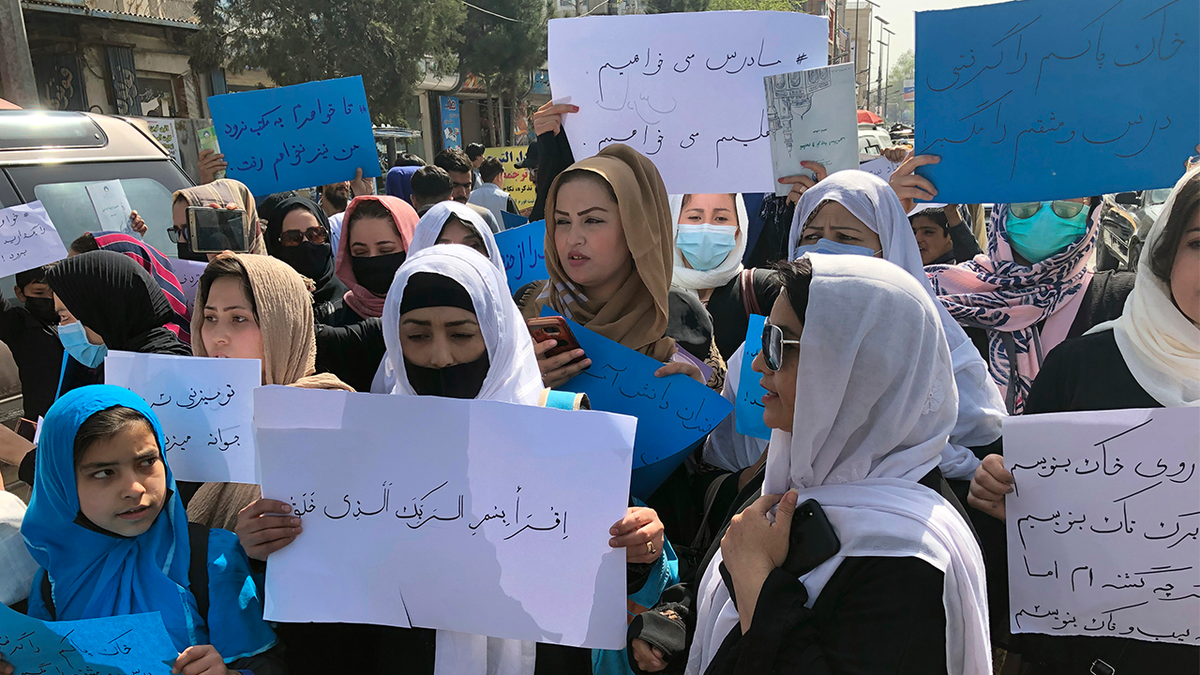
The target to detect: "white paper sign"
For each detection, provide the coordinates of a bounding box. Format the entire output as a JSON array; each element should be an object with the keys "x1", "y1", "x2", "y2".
[
  {"x1": 548, "y1": 11, "x2": 828, "y2": 195},
  {"x1": 1005, "y1": 407, "x2": 1200, "y2": 645},
  {"x1": 765, "y1": 63, "x2": 858, "y2": 197},
  {"x1": 104, "y1": 351, "x2": 261, "y2": 484},
  {"x1": 254, "y1": 386, "x2": 636, "y2": 650},
  {"x1": 859, "y1": 156, "x2": 901, "y2": 182},
  {"x1": 85, "y1": 181, "x2": 134, "y2": 234},
  {"x1": 170, "y1": 258, "x2": 208, "y2": 312},
  {"x1": 0, "y1": 201, "x2": 69, "y2": 277}
]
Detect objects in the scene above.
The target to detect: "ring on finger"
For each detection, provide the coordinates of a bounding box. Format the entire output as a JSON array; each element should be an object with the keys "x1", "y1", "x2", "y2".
[{"x1": 646, "y1": 541, "x2": 657, "y2": 557}]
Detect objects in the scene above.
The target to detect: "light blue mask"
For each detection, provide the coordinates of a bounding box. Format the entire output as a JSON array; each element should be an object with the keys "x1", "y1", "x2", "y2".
[
  {"x1": 1004, "y1": 204, "x2": 1088, "y2": 264},
  {"x1": 676, "y1": 223, "x2": 738, "y2": 271},
  {"x1": 58, "y1": 320, "x2": 107, "y2": 369},
  {"x1": 793, "y1": 238, "x2": 878, "y2": 259}
]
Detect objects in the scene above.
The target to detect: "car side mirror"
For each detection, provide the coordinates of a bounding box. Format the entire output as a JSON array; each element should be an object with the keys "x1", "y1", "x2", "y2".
[{"x1": 1114, "y1": 191, "x2": 1139, "y2": 205}]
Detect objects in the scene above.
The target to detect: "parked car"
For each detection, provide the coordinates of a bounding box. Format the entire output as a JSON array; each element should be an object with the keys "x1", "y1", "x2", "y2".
[
  {"x1": 0, "y1": 110, "x2": 194, "y2": 409},
  {"x1": 858, "y1": 123, "x2": 891, "y2": 156}
]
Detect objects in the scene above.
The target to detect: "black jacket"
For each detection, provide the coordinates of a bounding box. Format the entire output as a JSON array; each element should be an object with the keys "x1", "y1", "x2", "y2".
[
  {"x1": 0, "y1": 297, "x2": 63, "y2": 421},
  {"x1": 315, "y1": 318, "x2": 385, "y2": 393}
]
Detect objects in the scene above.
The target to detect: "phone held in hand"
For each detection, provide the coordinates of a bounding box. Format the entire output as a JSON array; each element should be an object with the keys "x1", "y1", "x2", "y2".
[
  {"x1": 187, "y1": 206, "x2": 249, "y2": 254},
  {"x1": 721, "y1": 498, "x2": 841, "y2": 607},
  {"x1": 527, "y1": 317, "x2": 584, "y2": 363}
]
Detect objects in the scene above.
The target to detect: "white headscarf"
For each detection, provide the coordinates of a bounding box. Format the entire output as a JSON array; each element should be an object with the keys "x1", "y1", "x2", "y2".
[
  {"x1": 1087, "y1": 167, "x2": 1200, "y2": 406},
  {"x1": 381, "y1": 245, "x2": 542, "y2": 675},
  {"x1": 788, "y1": 170, "x2": 1005, "y2": 479},
  {"x1": 669, "y1": 193, "x2": 749, "y2": 296},
  {"x1": 410, "y1": 201, "x2": 505, "y2": 270},
  {"x1": 688, "y1": 254, "x2": 990, "y2": 675}
]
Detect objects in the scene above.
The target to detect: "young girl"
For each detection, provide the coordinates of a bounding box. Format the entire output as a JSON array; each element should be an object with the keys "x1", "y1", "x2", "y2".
[
  {"x1": 323, "y1": 195, "x2": 419, "y2": 327},
  {"x1": 185, "y1": 253, "x2": 353, "y2": 532},
  {"x1": 7, "y1": 385, "x2": 282, "y2": 674}
]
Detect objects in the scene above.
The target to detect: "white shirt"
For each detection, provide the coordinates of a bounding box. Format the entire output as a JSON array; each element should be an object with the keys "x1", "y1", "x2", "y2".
[
  {"x1": 0, "y1": 490, "x2": 38, "y2": 605},
  {"x1": 468, "y1": 183, "x2": 512, "y2": 232},
  {"x1": 329, "y1": 212, "x2": 344, "y2": 259}
]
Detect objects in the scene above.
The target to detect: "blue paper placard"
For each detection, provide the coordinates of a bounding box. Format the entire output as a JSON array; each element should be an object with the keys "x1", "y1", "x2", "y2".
[
  {"x1": 914, "y1": 0, "x2": 1199, "y2": 204},
  {"x1": 734, "y1": 315, "x2": 771, "y2": 440},
  {"x1": 542, "y1": 308, "x2": 733, "y2": 499},
  {"x1": 0, "y1": 603, "x2": 177, "y2": 675},
  {"x1": 207, "y1": 76, "x2": 380, "y2": 196},
  {"x1": 501, "y1": 210, "x2": 529, "y2": 231},
  {"x1": 496, "y1": 220, "x2": 548, "y2": 290}
]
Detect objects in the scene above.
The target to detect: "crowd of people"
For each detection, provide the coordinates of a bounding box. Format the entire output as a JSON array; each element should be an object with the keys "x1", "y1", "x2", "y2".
[{"x1": 0, "y1": 96, "x2": 1196, "y2": 675}]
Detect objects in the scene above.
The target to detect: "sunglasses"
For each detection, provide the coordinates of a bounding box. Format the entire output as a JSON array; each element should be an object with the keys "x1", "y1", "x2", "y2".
[
  {"x1": 761, "y1": 322, "x2": 801, "y2": 372},
  {"x1": 167, "y1": 226, "x2": 187, "y2": 244},
  {"x1": 280, "y1": 227, "x2": 329, "y2": 247},
  {"x1": 1009, "y1": 201, "x2": 1087, "y2": 220}
]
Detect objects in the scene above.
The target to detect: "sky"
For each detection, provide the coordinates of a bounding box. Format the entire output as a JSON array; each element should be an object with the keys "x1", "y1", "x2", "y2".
[{"x1": 870, "y1": 0, "x2": 998, "y2": 72}]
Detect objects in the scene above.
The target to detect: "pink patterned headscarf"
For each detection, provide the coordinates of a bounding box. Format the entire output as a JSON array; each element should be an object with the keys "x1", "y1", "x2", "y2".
[{"x1": 927, "y1": 204, "x2": 1097, "y2": 413}]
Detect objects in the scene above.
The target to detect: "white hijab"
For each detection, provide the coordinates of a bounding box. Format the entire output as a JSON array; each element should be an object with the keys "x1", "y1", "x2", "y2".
[
  {"x1": 669, "y1": 193, "x2": 749, "y2": 296},
  {"x1": 1087, "y1": 166, "x2": 1200, "y2": 406},
  {"x1": 381, "y1": 245, "x2": 542, "y2": 675},
  {"x1": 688, "y1": 254, "x2": 990, "y2": 675},
  {"x1": 788, "y1": 170, "x2": 1005, "y2": 479},
  {"x1": 410, "y1": 201, "x2": 505, "y2": 270}
]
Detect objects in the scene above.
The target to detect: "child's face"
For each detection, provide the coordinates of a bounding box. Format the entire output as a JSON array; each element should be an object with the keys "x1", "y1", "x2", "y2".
[{"x1": 75, "y1": 423, "x2": 167, "y2": 537}]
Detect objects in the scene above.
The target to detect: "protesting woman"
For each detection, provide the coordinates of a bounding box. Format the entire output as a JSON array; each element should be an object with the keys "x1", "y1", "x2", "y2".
[
  {"x1": 322, "y1": 195, "x2": 419, "y2": 327},
  {"x1": 4, "y1": 385, "x2": 282, "y2": 674},
  {"x1": 262, "y1": 195, "x2": 346, "y2": 322},
  {"x1": 967, "y1": 167, "x2": 1200, "y2": 674},
  {"x1": 171, "y1": 179, "x2": 268, "y2": 261}
]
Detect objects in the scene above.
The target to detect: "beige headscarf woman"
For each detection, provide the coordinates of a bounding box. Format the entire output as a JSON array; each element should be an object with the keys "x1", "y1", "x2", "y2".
[
  {"x1": 187, "y1": 254, "x2": 352, "y2": 530},
  {"x1": 519, "y1": 144, "x2": 676, "y2": 361},
  {"x1": 172, "y1": 179, "x2": 267, "y2": 256}
]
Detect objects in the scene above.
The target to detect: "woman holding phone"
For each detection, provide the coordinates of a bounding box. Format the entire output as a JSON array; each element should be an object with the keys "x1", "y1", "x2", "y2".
[{"x1": 170, "y1": 179, "x2": 267, "y2": 261}]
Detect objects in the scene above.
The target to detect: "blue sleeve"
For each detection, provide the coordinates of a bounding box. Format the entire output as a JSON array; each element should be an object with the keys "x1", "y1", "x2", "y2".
[{"x1": 205, "y1": 529, "x2": 278, "y2": 663}]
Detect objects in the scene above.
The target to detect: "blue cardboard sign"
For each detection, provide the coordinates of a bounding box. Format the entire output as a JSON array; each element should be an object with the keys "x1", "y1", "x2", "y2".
[
  {"x1": 0, "y1": 603, "x2": 177, "y2": 675},
  {"x1": 543, "y1": 309, "x2": 733, "y2": 499},
  {"x1": 501, "y1": 210, "x2": 529, "y2": 231},
  {"x1": 914, "y1": 0, "x2": 1199, "y2": 204},
  {"x1": 208, "y1": 76, "x2": 379, "y2": 196},
  {"x1": 496, "y1": 220, "x2": 548, "y2": 289},
  {"x1": 734, "y1": 315, "x2": 771, "y2": 440}
]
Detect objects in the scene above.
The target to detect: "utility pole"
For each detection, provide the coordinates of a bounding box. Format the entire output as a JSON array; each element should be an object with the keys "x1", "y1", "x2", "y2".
[
  {"x1": 0, "y1": 0, "x2": 37, "y2": 107},
  {"x1": 864, "y1": 9, "x2": 873, "y2": 110},
  {"x1": 873, "y1": 16, "x2": 888, "y2": 115},
  {"x1": 880, "y1": 26, "x2": 893, "y2": 120}
]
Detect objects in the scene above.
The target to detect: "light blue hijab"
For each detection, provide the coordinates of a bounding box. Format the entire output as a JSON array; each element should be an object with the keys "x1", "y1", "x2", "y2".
[{"x1": 22, "y1": 385, "x2": 276, "y2": 659}]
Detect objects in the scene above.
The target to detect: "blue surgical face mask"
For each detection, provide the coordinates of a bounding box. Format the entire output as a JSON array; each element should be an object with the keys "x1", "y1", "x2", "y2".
[
  {"x1": 793, "y1": 238, "x2": 879, "y2": 259},
  {"x1": 1004, "y1": 202, "x2": 1089, "y2": 264},
  {"x1": 676, "y1": 223, "x2": 737, "y2": 271},
  {"x1": 58, "y1": 320, "x2": 107, "y2": 369}
]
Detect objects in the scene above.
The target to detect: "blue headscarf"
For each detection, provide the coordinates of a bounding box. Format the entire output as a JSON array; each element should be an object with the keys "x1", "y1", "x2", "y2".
[
  {"x1": 22, "y1": 385, "x2": 277, "y2": 659},
  {"x1": 386, "y1": 165, "x2": 419, "y2": 203}
]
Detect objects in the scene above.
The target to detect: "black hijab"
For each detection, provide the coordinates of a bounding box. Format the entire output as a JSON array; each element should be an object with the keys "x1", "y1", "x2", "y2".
[
  {"x1": 265, "y1": 196, "x2": 342, "y2": 305},
  {"x1": 46, "y1": 250, "x2": 190, "y2": 356}
]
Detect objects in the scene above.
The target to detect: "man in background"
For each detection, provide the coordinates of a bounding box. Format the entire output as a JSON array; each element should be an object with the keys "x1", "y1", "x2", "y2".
[
  {"x1": 409, "y1": 166, "x2": 455, "y2": 215},
  {"x1": 0, "y1": 266, "x2": 62, "y2": 421},
  {"x1": 468, "y1": 157, "x2": 520, "y2": 229},
  {"x1": 465, "y1": 143, "x2": 486, "y2": 190},
  {"x1": 434, "y1": 148, "x2": 501, "y2": 233}
]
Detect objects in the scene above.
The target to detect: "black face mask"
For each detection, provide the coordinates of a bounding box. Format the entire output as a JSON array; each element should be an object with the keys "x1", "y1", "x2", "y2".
[
  {"x1": 176, "y1": 240, "x2": 209, "y2": 262},
  {"x1": 277, "y1": 242, "x2": 333, "y2": 283},
  {"x1": 404, "y1": 353, "x2": 490, "y2": 399},
  {"x1": 351, "y1": 251, "x2": 406, "y2": 297},
  {"x1": 23, "y1": 296, "x2": 58, "y2": 324}
]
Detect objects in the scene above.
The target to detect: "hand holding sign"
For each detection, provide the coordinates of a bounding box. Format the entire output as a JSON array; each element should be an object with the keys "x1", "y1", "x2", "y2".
[{"x1": 0, "y1": 604, "x2": 178, "y2": 675}]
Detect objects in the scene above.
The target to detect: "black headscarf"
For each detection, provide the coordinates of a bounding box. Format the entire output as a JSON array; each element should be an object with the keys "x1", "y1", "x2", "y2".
[
  {"x1": 45, "y1": 250, "x2": 190, "y2": 356},
  {"x1": 265, "y1": 196, "x2": 343, "y2": 305}
]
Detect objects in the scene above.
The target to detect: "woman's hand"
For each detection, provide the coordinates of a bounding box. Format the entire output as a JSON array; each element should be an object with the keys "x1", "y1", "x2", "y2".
[
  {"x1": 630, "y1": 639, "x2": 667, "y2": 672},
  {"x1": 1, "y1": 651, "x2": 12, "y2": 675},
  {"x1": 129, "y1": 210, "x2": 147, "y2": 236},
  {"x1": 610, "y1": 506, "x2": 665, "y2": 565},
  {"x1": 235, "y1": 498, "x2": 302, "y2": 561},
  {"x1": 197, "y1": 149, "x2": 227, "y2": 185},
  {"x1": 533, "y1": 102, "x2": 579, "y2": 137},
  {"x1": 968, "y1": 454, "x2": 1012, "y2": 521},
  {"x1": 533, "y1": 338, "x2": 591, "y2": 389},
  {"x1": 721, "y1": 490, "x2": 797, "y2": 633},
  {"x1": 889, "y1": 152, "x2": 941, "y2": 213},
  {"x1": 350, "y1": 167, "x2": 374, "y2": 197},
  {"x1": 778, "y1": 161, "x2": 829, "y2": 206},
  {"x1": 654, "y1": 360, "x2": 705, "y2": 384},
  {"x1": 173, "y1": 645, "x2": 232, "y2": 675},
  {"x1": 881, "y1": 146, "x2": 910, "y2": 163}
]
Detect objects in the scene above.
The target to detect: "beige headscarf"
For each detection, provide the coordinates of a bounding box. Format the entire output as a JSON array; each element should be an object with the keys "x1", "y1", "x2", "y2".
[
  {"x1": 187, "y1": 253, "x2": 352, "y2": 530},
  {"x1": 521, "y1": 144, "x2": 676, "y2": 361},
  {"x1": 172, "y1": 179, "x2": 267, "y2": 256}
]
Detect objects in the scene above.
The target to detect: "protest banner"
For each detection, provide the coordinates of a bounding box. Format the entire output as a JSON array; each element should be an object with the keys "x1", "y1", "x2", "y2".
[
  {"x1": 140, "y1": 118, "x2": 182, "y2": 164},
  {"x1": 483, "y1": 146, "x2": 537, "y2": 213},
  {"x1": 859, "y1": 156, "x2": 901, "y2": 182},
  {"x1": 85, "y1": 181, "x2": 134, "y2": 234},
  {"x1": 208, "y1": 76, "x2": 379, "y2": 196},
  {"x1": 0, "y1": 604, "x2": 178, "y2": 675},
  {"x1": 104, "y1": 351, "x2": 261, "y2": 484},
  {"x1": 548, "y1": 11, "x2": 828, "y2": 195},
  {"x1": 254, "y1": 386, "x2": 635, "y2": 649},
  {"x1": 1005, "y1": 407, "x2": 1200, "y2": 644},
  {"x1": 542, "y1": 309, "x2": 733, "y2": 498},
  {"x1": 495, "y1": 219, "x2": 548, "y2": 289},
  {"x1": 914, "y1": 0, "x2": 1200, "y2": 204},
  {"x1": 765, "y1": 63, "x2": 858, "y2": 196},
  {"x1": 170, "y1": 257, "x2": 208, "y2": 312},
  {"x1": 734, "y1": 315, "x2": 770, "y2": 440},
  {"x1": 0, "y1": 201, "x2": 68, "y2": 277}
]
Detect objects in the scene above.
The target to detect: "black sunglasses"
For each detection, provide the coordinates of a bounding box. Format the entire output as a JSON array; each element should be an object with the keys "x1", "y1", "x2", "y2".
[
  {"x1": 167, "y1": 226, "x2": 187, "y2": 244},
  {"x1": 761, "y1": 323, "x2": 801, "y2": 372}
]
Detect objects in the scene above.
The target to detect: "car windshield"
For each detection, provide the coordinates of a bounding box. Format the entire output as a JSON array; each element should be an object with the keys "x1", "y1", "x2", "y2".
[{"x1": 34, "y1": 178, "x2": 176, "y2": 254}]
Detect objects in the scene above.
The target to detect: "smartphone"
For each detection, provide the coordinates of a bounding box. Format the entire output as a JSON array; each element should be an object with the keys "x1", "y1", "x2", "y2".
[
  {"x1": 720, "y1": 498, "x2": 840, "y2": 607},
  {"x1": 188, "y1": 206, "x2": 249, "y2": 253},
  {"x1": 527, "y1": 317, "x2": 582, "y2": 360}
]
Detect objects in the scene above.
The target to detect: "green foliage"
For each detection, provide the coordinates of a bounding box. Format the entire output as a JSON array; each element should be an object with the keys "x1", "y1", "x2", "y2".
[
  {"x1": 884, "y1": 49, "x2": 914, "y2": 123},
  {"x1": 646, "y1": 0, "x2": 710, "y2": 12},
  {"x1": 189, "y1": 0, "x2": 464, "y2": 125}
]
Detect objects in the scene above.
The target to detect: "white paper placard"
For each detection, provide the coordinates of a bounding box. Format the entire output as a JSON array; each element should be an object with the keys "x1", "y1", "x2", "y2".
[
  {"x1": 765, "y1": 63, "x2": 859, "y2": 196},
  {"x1": 0, "y1": 201, "x2": 69, "y2": 277}
]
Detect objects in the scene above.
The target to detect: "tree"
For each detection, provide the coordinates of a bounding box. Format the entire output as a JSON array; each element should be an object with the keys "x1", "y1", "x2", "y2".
[
  {"x1": 645, "y1": 0, "x2": 709, "y2": 12},
  {"x1": 705, "y1": 0, "x2": 800, "y2": 12},
  {"x1": 457, "y1": 0, "x2": 553, "y2": 146},
  {"x1": 883, "y1": 49, "x2": 913, "y2": 125},
  {"x1": 189, "y1": 0, "x2": 464, "y2": 125}
]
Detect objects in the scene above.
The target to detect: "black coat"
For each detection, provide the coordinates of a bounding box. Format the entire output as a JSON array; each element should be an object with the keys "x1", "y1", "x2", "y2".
[{"x1": 0, "y1": 297, "x2": 63, "y2": 421}]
